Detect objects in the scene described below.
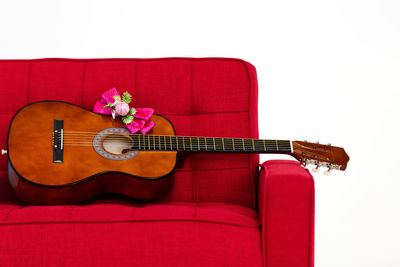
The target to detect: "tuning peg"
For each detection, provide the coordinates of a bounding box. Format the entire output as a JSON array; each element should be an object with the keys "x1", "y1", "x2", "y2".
[
  {"x1": 312, "y1": 167, "x2": 320, "y2": 173},
  {"x1": 312, "y1": 162, "x2": 321, "y2": 173},
  {"x1": 302, "y1": 159, "x2": 309, "y2": 169},
  {"x1": 315, "y1": 141, "x2": 319, "y2": 144},
  {"x1": 324, "y1": 168, "x2": 332, "y2": 176},
  {"x1": 1, "y1": 149, "x2": 7, "y2": 155}
]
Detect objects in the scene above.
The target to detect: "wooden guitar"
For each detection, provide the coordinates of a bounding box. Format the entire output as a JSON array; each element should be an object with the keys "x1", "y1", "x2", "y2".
[{"x1": 5, "y1": 101, "x2": 350, "y2": 204}]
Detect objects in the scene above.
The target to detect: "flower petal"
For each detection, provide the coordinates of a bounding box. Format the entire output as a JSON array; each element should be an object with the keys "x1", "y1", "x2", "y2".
[
  {"x1": 125, "y1": 118, "x2": 146, "y2": 134},
  {"x1": 140, "y1": 120, "x2": 155, "y2": 134},
  {"x1": 101, "y1": 88, "x2": 120, "y2": 103},
  {"x1": 93, "y1": 100, "x2": 113, "y2": 114},
  {"x1": 134, "y1": 108, "x2": 154, "y2": 121}
]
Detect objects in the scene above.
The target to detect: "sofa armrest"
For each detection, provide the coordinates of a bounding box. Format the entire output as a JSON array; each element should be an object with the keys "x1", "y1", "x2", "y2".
[{"x1": 258, "y1": 160, "x2": 314, "y2": 267}]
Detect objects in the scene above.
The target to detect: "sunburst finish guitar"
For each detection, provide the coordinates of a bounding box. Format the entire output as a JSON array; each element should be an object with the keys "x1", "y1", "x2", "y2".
[{"x1": 5, "y1": 101, "x2": 350, "y2": 204}]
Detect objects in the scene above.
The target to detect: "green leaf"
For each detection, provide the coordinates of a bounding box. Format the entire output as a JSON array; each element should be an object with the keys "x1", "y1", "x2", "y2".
[
  {"x1": 129, "y1": 107, "x2": 137, "y2": 115},
  {"x1": 114, "y1": 95, "x2": 121, "y2": 102},
  {"x1": 122, "y1": 115, "x2": 134, "y2": 124},
  {"x1": 122, "y1": 91, "x2": 132, "y2": 104},
  {"x1": 103, "y1": 103, "x2": 113, "y2": 108}
]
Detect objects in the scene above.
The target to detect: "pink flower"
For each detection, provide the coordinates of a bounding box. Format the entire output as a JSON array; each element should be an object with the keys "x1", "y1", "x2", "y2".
[
  {"x1": 93, "y1": 88, "x2": 155, "y2": 134},
  {"x1": 115, "y1": 102, "x2": 130, "y2": 116}
]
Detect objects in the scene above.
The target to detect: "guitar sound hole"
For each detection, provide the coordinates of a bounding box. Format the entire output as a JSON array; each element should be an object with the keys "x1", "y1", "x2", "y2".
[{"x1": 102, "y1": 134, "x2": 133, "y2": 155}]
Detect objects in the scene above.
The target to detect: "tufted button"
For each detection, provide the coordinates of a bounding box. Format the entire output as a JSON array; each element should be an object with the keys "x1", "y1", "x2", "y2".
[{"x1": 1, "y1": 149, "x2": 7, "y2": 155}]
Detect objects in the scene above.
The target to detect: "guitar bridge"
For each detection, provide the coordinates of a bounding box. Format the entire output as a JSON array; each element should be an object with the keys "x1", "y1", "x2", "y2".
[{"x1": 53, "y1": 120, "x2": 64, "y2": 163}]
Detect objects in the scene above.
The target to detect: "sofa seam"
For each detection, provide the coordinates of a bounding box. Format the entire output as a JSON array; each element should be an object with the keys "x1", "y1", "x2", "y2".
[
  {"x1": 26, "y1": 62, "x2": 33, "y2": 103},
  {"x1": 190, "y1": 60, "x2": 196, "y2": 203},
  {"x1": 79, "y1": 62, "x2": 87, "y2": 106},
  {"x1": 243, "y1": 61, "x2": 256, "y2": 209},
  {"x1": 0, "y1": 218, "x2": 260, "y2": 228},
  {"x1": 263, "y1": 162, "x2": 270, "y2": 267},
  {"x1": 0, "y1": 110, "x2": 249, "y2": 115}
]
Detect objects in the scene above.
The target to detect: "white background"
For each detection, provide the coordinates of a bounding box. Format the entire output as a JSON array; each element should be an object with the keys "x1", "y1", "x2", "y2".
[{"x1": 1, "y1": 1, "x2": 399, "y2": 266}]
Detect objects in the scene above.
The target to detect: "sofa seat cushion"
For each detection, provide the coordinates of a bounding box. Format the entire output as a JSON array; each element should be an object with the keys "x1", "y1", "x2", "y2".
[
  {"x1": 0, "y1": 201, "x2": 260, "y2": 227},
  {"x1": 0, "y1": 201, "x2": 262, "y2": 267}
]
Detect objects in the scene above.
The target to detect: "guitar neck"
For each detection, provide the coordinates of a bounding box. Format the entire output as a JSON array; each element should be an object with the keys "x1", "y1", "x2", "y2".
[{"x1": 130, "y1": 135, "x2": 292, "y2": 153}]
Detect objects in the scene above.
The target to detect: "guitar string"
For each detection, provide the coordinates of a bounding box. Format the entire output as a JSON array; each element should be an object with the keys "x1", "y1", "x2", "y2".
[
  {"x1": 61, "y1": 136, "x2": 291, "y2": 149},
  {"x1": 61, "y1": 143, "x2": 291, "y2": 152},
  {"x1": 62, "y1": 134, "x2": 288, "y2": 141},
  {"x1": 61, "y1": 138, "x2": 290, "y2": 149},
  {"x1": 62, "y1": 131, "x2": 291, "y2": 142},
  {"x1": 60, "y1": 131, "x2": 292, "y2": 150},
  {"x1": 61, "y1": 139, "x2": 291, "y2": 148}
]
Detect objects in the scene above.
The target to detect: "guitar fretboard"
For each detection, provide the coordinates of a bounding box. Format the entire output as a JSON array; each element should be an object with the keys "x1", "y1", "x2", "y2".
[{"x1": 129, "y1": 135, "x2": 292, "y2": 153}]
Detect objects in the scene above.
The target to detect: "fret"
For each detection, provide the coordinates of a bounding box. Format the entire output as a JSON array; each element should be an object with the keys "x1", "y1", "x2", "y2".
[
  {"x1": 252, "y1": 139, "x2": 255, "y2": 151},
  {"x1": 173, "y1": 136, "x2": 177, "y2": 151},
  {"x1": 242, "y1": 139, "x2": 245, "y2": 151},
  {"x1": 146, "y1": 135, "x2": 150, "y2": 150},
  {"x1": 222, "y1": 138, "x2": 225, "y2": 151},
  {"x1": 244, "y1": 139, "x2": 254, "y2": 151},
  {"x1": 201, "y1": 137, "x2": 208, "y2": 151},
  {"x1": 168, "y1": 136, "x2": 173, "y2": 151},
  {"x1": 177, "y1": 136, "x2": 181, "y2": 151},
  {"x1": 265, "y1": 140, "x2": 277, "y2": 152},
  {"x1": 192, "y1": 137, "x2": 199, "y2": 151},
  {"x1": 183, "y1": 136, "x2": 186, "y2": 151},
  {"x1": 233, "y1": 138, "x2": 245, "y2": 152},
  {"x1": 275, "y1": 140, "x2": 279, "y2": 151},
  {"x1": 232, "y1": 138, "x2": 235, "y2": 151},
  {"x1": 278, "y1": 140, "x2": 292, "y2": 152},
  {"x1": 176, "y1": 136, "x2": 180, "y2": 151},
  {"x1": 214, "y1": 138, "x2": 223, "y2": 152},
  {"x1": 199, "y1": 137, "x2": 206, "y2": 151},
  {"x1": 213, "y1": 138, "x2": 216, "y2": 151},
  {"x1": 253, "y1": 139, "x2": 264, "y2": 152},
  {"x1": 223, "y1": 138, "x2": 234, "y2": 151},
  {"x1": 197, "y1": 137, "x2": 200, "y2": 151}
]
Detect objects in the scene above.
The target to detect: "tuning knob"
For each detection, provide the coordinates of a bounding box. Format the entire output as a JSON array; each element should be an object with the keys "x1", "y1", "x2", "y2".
[
  {"x1": 1, "y1": 149, "x2": 7, "y2": 155},
  {"x1": 312, "y1": 167, "x2": 320, "y2": 173},
  {"x1": 312, "y1": 162, "x2": 321, "y2": 173},
  {"x1": 324, "y1": 168, "x2": 332, "y2": 175}
]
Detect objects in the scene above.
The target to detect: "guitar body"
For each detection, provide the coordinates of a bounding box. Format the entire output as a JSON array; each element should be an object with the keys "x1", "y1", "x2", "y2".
[{"x1": 7, "y1": 101, "x2": 177, "y2": 204}]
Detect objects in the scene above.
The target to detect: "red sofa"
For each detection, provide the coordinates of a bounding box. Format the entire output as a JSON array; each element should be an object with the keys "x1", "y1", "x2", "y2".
[{"x1": 0, "y1": 58, "x2": 314, "y2": 267}]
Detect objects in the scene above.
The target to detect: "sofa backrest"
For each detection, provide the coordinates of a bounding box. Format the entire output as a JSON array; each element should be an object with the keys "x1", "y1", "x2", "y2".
[{"x1": 0, "y1": 58, "x2": 259, "y2": 208}]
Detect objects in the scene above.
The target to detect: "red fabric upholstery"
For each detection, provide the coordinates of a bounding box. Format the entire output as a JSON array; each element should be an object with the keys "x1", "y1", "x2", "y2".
[
  {"x1": 259, "y1": 160, "x2": 315, "y2": 267},
  {"x1": 0, "y1": 201, "x2": 262, "y2": 267},
  {"x1": 0, "y1": 58, "x2": 259, "y2": 208},
  {"x1": 0, "y1": 58, "x2": 314, "y2": 267}
]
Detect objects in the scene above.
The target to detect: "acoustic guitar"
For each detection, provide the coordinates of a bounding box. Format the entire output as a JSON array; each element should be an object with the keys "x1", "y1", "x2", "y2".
[{"x1": 5, "y1": 101, "x2": 350, "y2": 204}]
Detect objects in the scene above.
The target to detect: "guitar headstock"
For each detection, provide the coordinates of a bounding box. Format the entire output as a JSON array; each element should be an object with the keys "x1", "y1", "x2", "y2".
[{"x1": 292, "y1": 141, "x2": 349, "y2": 175}]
